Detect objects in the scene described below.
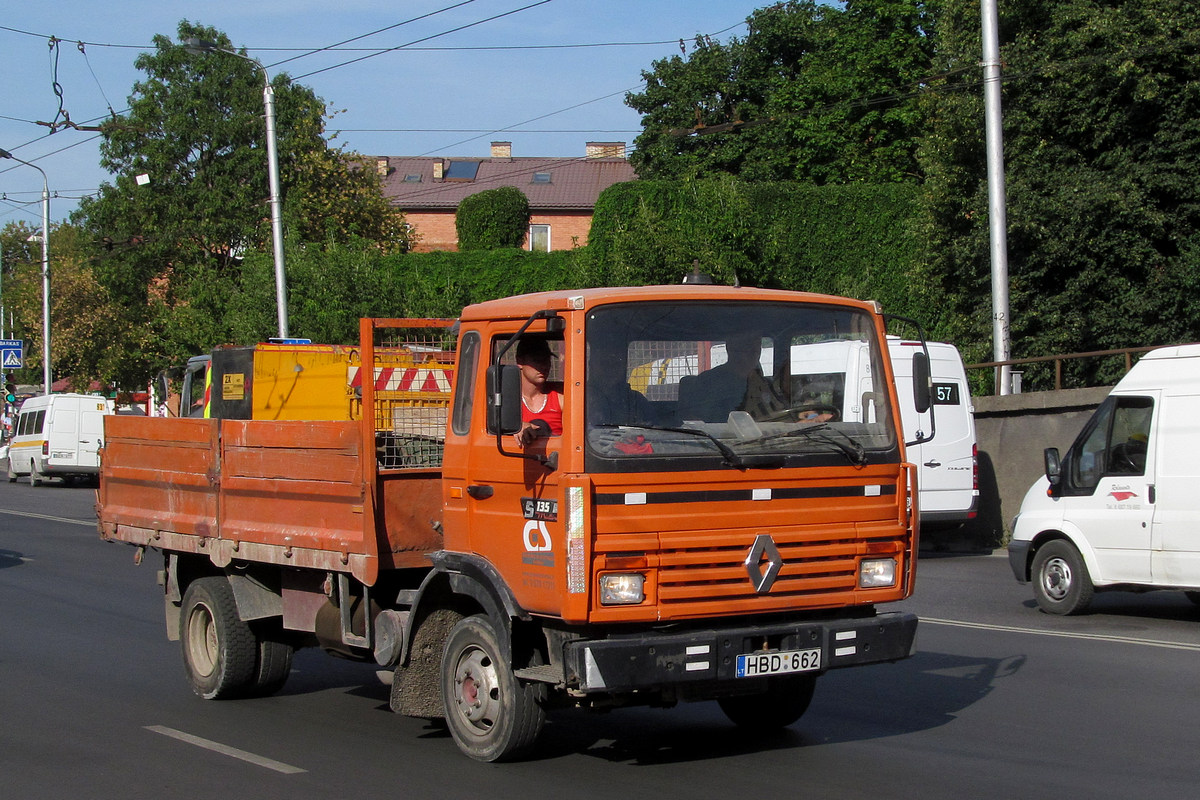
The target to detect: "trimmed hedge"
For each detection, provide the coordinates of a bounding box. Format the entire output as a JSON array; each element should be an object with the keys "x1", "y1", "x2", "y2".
[
  {"x1": 455, "y1": 186, "x2": 531, "y2": 250},
  {"x1": 587, "y1": 178, "x2": 933, "y2": 323}
]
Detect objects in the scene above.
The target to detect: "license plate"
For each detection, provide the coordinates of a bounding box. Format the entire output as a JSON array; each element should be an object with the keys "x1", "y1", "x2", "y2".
[{"x1": 736, "y1": 648, "x2": 821, "y2": 678}]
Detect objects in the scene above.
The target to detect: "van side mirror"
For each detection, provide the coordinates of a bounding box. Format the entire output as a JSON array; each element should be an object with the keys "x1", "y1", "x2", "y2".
[
  {"x1": 486, "y1": 364, "x2": 523, "y2": 434},
  {"x1": 154, "y1": 373, "x2": 169, "y2": 415},
  {"x1": 912, "y1": 351, "x2": 932, "y2": 414},
  {"x1": 1044, "y1": 447, "x2": 1062, "y2": 487}
]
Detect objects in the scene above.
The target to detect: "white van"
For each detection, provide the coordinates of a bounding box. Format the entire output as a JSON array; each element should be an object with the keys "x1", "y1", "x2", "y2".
[
  {"x1": 1009, "y1": 343, "x2": 1200, "y2": 614},
  {"x1": 5, "y1": 393, "x2": 112, "y2": 486},
  {"x1": 887, "y1": 338, "x2": 979, "y2": 529}
]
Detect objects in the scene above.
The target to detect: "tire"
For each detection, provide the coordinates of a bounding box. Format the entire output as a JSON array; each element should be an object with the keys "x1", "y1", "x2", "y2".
[
  {"x1": 29, "y1": 460, "x2": 43, "y2": 487},
  {"x1": 441, "y1": 615, "x2": 546, "y2": 762},
  {"x1": 247, "y1": 629, "x2": 294, "y2": 697},
  {"x1": 180, "y1": 577, "x2": 258, "y2": 699},
  {"x1": 6, "y1": 459, "x2": 16, "y2": 483},
  {"x1": 1032, "y1": 539, "x2": 1094, "y2": 615},
  {"x1": 1184, "y1": 591, "x2": 1200, "y2": 607},
  {"x1": 718, "y1": 674, "x2": 818, "y2": 728}
]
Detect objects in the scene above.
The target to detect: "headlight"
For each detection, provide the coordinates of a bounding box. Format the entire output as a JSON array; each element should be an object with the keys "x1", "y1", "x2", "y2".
[
  {"x1": 859, "y1": 558, "x2": 897, "y2": 588},
  {"x1": 599, "y1": 573, "x2": 645, "y2": 605}
]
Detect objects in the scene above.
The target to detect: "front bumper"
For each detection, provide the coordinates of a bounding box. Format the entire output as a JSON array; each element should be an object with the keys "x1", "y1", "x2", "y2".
[
  {"x1": 563, "y1": 611, "x2": 918, "y2": 693},
  {"x1": 1008, "y1": 539, "x2": 1033, "y2": 583}
]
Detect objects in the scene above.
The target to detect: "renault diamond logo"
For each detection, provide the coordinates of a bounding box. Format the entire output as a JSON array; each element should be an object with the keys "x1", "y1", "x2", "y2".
[{"x1": 745, "y1": 534, "x2": 783, "y2": 593}]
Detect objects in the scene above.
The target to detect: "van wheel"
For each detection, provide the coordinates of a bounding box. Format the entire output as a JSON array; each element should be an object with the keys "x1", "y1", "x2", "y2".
[
  {"x1": 1032, "y1": 539, "x2": 1094, "y2": 615},
  {"x1": 718, "y1": 674, "x2": 818, "y2": 728},
  {"x1": 441, "y1": 614, "x2": 545, "y2": 762},
  {"x1": 180, "y1": 577, "x2": 258, "y2": 699},
  {"x1": 6, "y1": 459, "x2": 15, "y2": 483},
  {"x1": 29, "y1": 461, "x2": 43, "y2": 487}
]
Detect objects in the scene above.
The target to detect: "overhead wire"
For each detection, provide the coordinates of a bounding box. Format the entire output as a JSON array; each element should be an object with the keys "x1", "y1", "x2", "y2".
[
  {"x1": 266, "y1": 0, "x2": 481, "y2": 70},
  {"x1": 291, "y1": 0, "x2": 558, "y2": 81}
]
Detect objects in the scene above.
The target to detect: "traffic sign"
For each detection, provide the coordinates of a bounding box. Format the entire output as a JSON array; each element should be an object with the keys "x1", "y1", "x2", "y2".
[{"x1": 0, "y1": 339, "x2": 24, "y2": 369}]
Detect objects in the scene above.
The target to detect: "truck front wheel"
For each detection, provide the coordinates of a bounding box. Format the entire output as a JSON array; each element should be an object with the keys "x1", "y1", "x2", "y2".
[
  {"x1": 441, "y1": 614, "x2": 545, "y2": 762},
  {"x1": 718, "y1": 674, "x2": 818, "y2": 728},
  {"x1": 1032, "y1": 539, "x2": 1094, "y2": 615},
  {"x1": 181, "y1": 577, "x2": 258, "y2": 699}
]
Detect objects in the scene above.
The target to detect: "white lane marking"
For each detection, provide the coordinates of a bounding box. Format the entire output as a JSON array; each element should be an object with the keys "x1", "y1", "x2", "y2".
[
  {"x1": 921, "y1": 616, "x2": 1200, "y2": 652},
  {"x1": 0, "y1": 507, "x2": 96, "y2": 527},
  {"x1": 145, "y1": 726, "x2": 307, "y2": 774}
]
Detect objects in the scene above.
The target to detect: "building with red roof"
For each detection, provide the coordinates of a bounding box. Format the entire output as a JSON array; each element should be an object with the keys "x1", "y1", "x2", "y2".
[{"x1": 376, "y1": 141, "x2": 636, "y2": 252}]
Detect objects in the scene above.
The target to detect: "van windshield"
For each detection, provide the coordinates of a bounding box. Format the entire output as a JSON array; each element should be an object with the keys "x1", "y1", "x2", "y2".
[{"x1": 584, "y1": 301, "x2": 898, "y2": 472}]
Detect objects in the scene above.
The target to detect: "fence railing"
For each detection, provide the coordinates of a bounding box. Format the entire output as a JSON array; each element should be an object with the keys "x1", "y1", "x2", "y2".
[{"x1": 966, "y1": 345, "x2": 1167, "y2": 395}]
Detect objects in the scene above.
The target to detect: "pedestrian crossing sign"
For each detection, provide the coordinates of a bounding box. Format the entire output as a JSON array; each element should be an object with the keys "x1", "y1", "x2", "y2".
[{"x1": 0, "y1": 339, "x2": 23, "y2": 369}]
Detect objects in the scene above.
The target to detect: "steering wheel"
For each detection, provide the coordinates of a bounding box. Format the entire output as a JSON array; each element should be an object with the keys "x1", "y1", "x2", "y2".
[
  {"x1": 760, "y1": 403, "x2": 840, "y2": 424},
  {"x1": 1109, "y1": 440, "x2": 1146, "y2": 473}
]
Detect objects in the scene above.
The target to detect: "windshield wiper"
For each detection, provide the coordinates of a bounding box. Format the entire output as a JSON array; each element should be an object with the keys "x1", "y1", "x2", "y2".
[
  {"x1": 593, "y1": 424, "x2": 782, "y2": 470},
  {"x1": 749, "y1": 423, "x2": 868, "y2": 466}
]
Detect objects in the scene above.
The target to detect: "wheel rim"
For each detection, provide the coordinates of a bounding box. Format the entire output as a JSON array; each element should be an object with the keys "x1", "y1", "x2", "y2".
[
  {"x1": 1040, "y1": 556, "x2": 1072, "y2": 601},
  {"x1": 451, "y1": 644, "x2": 501, "y2": 736},
  {"x1": 186, "y1": 602, "x2": 219, "y2": 678}
]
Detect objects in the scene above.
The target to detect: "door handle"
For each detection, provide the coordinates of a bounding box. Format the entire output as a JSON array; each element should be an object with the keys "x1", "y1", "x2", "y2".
[
  {"x1": 466, "y1": 485, "x2": 494, "y2": 500},
  {"x1": 923, "y1": 460, "x2": 941, "y2": 468},
  {"x1": 1148, "y1": 484, "x2": 1156, "y2": 504}
]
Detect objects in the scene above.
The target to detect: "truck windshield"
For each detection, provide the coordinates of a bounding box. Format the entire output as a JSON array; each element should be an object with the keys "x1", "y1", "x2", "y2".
[{"x1": 584, "y1": 301, "x2": 897, "y2": 471}]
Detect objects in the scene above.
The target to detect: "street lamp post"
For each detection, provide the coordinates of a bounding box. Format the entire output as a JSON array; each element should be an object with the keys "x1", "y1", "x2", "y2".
[
  {"x1": 183, "y1": 38, "x2": 289, "y2": 340},
  {"x1": 0, "y1": 148, "x2": 52, "y2": 395}
]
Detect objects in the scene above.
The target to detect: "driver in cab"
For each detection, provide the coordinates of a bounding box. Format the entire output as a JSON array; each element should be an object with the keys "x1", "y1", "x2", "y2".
[{"x1": 678, "y1": 333, "x2": 833, "y2": 424}]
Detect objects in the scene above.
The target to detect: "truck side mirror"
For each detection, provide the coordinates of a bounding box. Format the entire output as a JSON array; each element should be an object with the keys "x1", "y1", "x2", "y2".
[
  {"x1": 912, "y1": 351, "x2": 932, "y2": 414},
  {"x1": 1044, "y1": 447, "x2": 1062, "y2": 487},
  {"x1": 486, "y1": 364, "x2": 523, "y2": 434}
]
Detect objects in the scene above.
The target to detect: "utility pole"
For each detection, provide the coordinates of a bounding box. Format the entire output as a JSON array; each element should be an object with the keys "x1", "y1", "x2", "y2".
[{"x1": 982, "y1": 0, "x2": 1013, "y2": 395}]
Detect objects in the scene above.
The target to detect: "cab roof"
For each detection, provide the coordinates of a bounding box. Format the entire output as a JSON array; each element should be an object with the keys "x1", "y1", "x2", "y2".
[{"x1": 458, "y1": 284, "x2": 881, "y2": 323}]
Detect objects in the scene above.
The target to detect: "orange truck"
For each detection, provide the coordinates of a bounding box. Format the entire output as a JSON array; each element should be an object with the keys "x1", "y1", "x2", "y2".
[{"x1": 98, "y1": 284, "x2": 930, "y2": 761}]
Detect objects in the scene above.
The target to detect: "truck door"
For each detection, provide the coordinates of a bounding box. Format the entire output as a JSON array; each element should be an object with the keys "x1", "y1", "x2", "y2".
[
  {"x1": 465, "y1": 333, "x2": 566, "y2": 616},
  {"x1": 1150, "y1": 390, "x2": 1200, "y2": 585},
  {"x1": 1065, "y1": 394, "x2": 1156, "y2": 583}
]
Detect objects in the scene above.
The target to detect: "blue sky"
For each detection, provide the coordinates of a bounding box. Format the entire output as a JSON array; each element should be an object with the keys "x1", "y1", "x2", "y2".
[{"x1": 0, "y1": 0, "x2": 769, "y2": 226}]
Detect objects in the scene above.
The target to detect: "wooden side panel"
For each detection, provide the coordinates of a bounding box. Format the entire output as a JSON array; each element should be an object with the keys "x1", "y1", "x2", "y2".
[
  {"x1": 99, "y1": 416, "x2": 219, "y2": 537},
  {"x1": 219, "y1": 420, "x2": 369, "y2": 557}
]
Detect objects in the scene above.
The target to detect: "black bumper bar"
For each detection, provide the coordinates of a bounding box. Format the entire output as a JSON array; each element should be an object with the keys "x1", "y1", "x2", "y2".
[{"x1": 563, "y1": 611, "x2": 918, "y2": 693}]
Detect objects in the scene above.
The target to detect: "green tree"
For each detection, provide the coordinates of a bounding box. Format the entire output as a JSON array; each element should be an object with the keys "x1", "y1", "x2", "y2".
[
  {"x1": 76, "y1": 21, "x2": 409, "y2": 386},
  {"x1": 627, "y1": 0, "x2": 940, "y2": 184},
  {"x1": 455, "y1": 186, "x2": 531, "y2": 250},
  {"x1": 0, "y1": 221, "x2": 126, "y2": 390},
  {"x1": 921, "y1": 0, "x2": 1200, "y2": 387}
]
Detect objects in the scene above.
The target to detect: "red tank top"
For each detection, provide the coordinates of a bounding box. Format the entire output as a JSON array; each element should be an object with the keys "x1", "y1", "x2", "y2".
[{"x1": 522, "y1": 390, "x2": 563, "y2": 435}]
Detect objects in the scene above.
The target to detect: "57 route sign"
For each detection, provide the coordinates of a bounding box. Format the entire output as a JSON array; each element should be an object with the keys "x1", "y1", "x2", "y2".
[{"x1": 0, "y1": 339, "x2": 23, "y2": 369}]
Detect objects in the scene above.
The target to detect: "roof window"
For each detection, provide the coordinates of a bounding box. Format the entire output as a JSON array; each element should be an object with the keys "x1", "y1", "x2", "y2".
[
  {"x1": 404, "y1": 174, "x2": 422, "y2": 183},
  {"x1": 444, "y1": 161, "x2": 480, "y2": 181},
  {"x1": 532, "y1": 171, "x2": 552, "y2": 184}
]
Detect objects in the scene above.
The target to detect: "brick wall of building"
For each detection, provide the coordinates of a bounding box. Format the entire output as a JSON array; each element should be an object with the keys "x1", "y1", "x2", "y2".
[{"x1": 406, "y1": 209, "x2": 595, "y2": 253}]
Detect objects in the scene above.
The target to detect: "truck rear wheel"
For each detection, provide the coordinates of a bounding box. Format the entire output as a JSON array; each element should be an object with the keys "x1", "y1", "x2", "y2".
[
  {"x1": 441, "y1": 614, "x2": 545, "y2": 762},
  {"x1": 6, "y1": 459, "x2": 16, "y2": 482},
  {"x1": 248, "y1": 628, "x2": 294, "y2": 697},
  {"x1": 181, "y1": 577, "x2": 258, "y2": 699},
  {"x1": 1032, "y1": 539, "x2": 1094, "y2": 615},
  {"x1": 29, "y1": 460, "x2": 43, "y2": 487},
  {"x1": 718, "y1": 674, "x2": 818, "y2": 728}
]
